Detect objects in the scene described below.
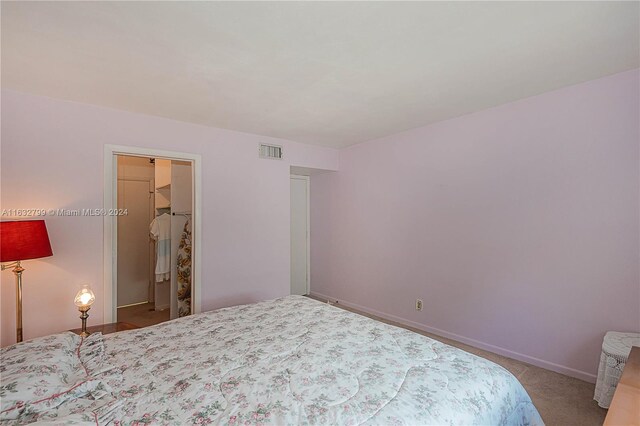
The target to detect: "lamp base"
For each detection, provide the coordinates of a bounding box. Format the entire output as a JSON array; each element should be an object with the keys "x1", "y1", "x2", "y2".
[{"x1": 78, "y1": 307, "x2": 91, "y2": 337}]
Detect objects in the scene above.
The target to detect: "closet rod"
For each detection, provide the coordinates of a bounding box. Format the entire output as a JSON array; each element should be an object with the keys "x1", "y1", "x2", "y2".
[{"x1": 171, "y1": 212, "x2": 192, "y2": 216}]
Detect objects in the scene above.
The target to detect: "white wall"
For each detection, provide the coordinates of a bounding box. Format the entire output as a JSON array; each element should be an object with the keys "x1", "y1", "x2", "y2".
[
  {"x1": 0, "y1": 90, "x2": 338, "y2": 347},
  {"x1": 310, "y1": 69, "x2": 640, "y2": 381},
  {"x1": 117, "y1": 155, "x2": 155, "y2": 181}
]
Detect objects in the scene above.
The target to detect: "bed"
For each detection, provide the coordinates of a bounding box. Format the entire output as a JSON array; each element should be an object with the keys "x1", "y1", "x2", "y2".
[{"x1": 1, "y1": 296, "x2": 543, "y2": 425}]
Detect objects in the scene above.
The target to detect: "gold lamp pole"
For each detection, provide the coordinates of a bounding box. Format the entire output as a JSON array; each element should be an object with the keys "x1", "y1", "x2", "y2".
[
  {"x1": 74, "y1": 285, "x2": 95, "y2": 337},
  {"x1": 1, "y1": 261, "x2": 25, "y2": 342}
]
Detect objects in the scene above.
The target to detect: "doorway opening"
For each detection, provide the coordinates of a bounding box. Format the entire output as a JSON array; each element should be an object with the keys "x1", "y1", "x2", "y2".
[
  {"x1": 290, "y1": 175, "x2": 310, "y2": 296},
  {"x1": 104, "y1": 145, "x2": 202, "y2": 327},
  {"x1": 115, "y1": 155, "x2": 165, "y2": 326}
]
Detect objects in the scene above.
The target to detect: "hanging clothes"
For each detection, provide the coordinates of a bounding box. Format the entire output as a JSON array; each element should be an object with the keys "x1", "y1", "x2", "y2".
[
  {"x1": 176, "y1": 219, "x2": 192, "y2": 317},
  {"x1": 149, "y1": 213, "x2": 171, "y2": 282}
]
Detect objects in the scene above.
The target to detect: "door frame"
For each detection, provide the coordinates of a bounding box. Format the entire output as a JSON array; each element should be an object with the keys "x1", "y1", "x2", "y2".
[
  {"x1": 290, "y1": 174, "x2": 310, "y2": 295},
  {"x1": 103, "y1": 144, "x2": 202, "y2": 323}
]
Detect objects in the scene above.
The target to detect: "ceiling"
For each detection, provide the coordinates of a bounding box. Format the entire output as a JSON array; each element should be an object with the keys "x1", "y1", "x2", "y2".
[{"x1": 2, "y1": 2, "x2": 638, "y2": 148}]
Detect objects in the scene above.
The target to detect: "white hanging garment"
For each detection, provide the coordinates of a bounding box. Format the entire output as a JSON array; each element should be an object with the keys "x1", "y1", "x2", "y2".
[{"x1": 149, "y1": 213, "x2": 171, "y2": 282}]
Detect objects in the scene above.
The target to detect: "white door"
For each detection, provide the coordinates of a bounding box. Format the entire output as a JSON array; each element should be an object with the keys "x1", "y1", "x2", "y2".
[
  {"x1": 291, "y1": 176, "x2": 309, "y2": 295},
  {"x1": 117, "y1": 179, "x2": 153, "y2": 307}
]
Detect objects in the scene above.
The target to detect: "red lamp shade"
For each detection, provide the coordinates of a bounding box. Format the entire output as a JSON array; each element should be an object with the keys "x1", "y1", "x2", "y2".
[{"x1": 0, "y1": 220, "x2": 53, "y2": 262}]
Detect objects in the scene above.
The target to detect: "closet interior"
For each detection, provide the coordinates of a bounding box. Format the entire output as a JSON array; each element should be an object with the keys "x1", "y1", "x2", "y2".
[{"x1": 116, "y1": 155, "x2": 194, "y2": 327}]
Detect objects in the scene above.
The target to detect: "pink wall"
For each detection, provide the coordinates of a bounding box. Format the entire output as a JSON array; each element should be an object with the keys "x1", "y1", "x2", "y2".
[
  {"x1": 310, "y1": 69, "x2": 640, "y2": 381},
  {"x1": 0, "y1": 90, "x2": 338, "y2": 347}
]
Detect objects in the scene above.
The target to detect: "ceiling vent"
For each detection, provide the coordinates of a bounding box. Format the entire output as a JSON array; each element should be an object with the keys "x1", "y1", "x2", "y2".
[{"x1": 259, "y1": 143, "x2": 283, "y2": 160}]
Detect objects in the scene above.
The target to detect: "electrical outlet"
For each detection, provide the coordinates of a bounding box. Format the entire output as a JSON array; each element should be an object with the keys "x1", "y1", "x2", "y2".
[{"x1": 415, "y1": 299, "x2": 423, "y2": 311}]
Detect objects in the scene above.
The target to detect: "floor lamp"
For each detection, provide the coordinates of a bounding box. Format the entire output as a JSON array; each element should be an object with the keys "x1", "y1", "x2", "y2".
[{"x1": 0, "y1": 220, "x2": 53, "y2": 343}]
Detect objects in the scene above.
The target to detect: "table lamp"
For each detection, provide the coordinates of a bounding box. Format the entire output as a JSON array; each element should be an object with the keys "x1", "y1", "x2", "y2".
[
  {"x1": 74, "y1": 285, "x2": 95, "y2": 337},
  {"x1": 0, "y1": 220, "x2": 53, "y2": 343}
]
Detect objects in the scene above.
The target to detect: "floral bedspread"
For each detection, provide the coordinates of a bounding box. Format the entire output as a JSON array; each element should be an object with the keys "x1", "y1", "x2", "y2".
[{"x1": 6, "y1": 296, "x2": 544, "y2": 425}]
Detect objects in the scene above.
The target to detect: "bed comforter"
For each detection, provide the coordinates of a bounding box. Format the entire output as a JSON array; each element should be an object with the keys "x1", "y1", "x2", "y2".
[{"x1": 2, "y1": 296, "x2": 543, "y2": 425}]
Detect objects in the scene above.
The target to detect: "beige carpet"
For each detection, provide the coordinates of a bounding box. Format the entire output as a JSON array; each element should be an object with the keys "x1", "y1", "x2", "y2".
[
  {"x1": 117, "y1": 302, "x2": 170, "y2": 328},
  {"x1": 307, "y1": 295, "x2": 607, "y2": 426}
]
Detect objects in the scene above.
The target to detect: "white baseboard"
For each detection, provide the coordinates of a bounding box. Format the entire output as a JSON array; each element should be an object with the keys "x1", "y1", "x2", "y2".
[{"x1": 309, "y1": 291, "x2": 596, "y2": 383}]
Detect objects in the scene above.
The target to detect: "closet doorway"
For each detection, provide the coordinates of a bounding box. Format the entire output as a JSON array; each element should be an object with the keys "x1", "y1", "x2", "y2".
[
  {"x1": 290, "y1": 175, "x2": 310, "y2": 296},
  {"x1": 104, "y1": 145, "x2": 202, "y2": 327},
  {"x1": 116, "y1": 156, "x2": 156, "y2": 316}
]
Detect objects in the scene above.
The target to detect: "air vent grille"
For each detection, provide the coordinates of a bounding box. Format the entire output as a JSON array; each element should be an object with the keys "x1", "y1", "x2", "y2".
[{"x1": 259, "y1": 144, "x2": 283, "y2": 160}]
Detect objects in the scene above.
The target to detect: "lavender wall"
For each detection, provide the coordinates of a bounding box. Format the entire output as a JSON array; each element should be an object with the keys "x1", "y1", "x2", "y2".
[
  {"x1": 310, "y1": 69, "x2": 639, "y2": 381},
  {"x1": 0, "y1": 90, "x2": 338, "y2": 347}
]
